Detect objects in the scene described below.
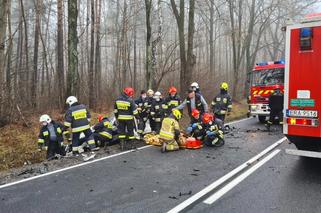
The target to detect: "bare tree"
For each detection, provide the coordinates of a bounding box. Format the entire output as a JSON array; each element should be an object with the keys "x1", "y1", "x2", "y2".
[{"x1": 67, "y1": 0, "x2": 79, "y2": 97}]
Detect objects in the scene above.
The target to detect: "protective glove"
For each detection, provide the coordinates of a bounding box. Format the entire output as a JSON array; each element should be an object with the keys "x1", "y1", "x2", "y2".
[
  {"x1": 90, "y1": 126, "x2": 95, "y2": 132},
  {"x1": 186, "y1": 127, "x2": 193, "y2": 133},
  {"x1": 206, "y1": 131, "x2": 215, "y2": 137},
  {"x1": 192, "y1": 123, "x2": 198, "y2": 129}
]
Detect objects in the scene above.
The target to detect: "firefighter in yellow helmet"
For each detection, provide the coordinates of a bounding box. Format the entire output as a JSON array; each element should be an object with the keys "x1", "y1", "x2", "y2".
[
  {"x1": 159, "y1": 109, "x2": 182, "y2": 152},
  {"x1": 211, "y1": 82, "x2": 232, "y2": 123}
]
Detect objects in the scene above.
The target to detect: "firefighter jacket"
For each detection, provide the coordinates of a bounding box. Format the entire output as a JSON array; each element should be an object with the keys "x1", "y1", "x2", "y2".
[
  {"x1": 114, "y1": 93, "x2": 139, "y2": 121},
  {"x1": 38, "y1": 121, "x2": 64, "y2": 149},
  {"x1": 159, "y1": 116, "x2": 180, "y2": 141},
  {"x1": 93, "y1": 117, "x2": 116, "y2": 139},
  {"x1": 187, "y1": 93, "x2": 206, "y2": 116},
  {"x1": 64, "y1": 103, "x2": 91, "y2": 133},
  {"x1": 165, "y1": 94, "x2": 181, "y2": 113},
  {"x1": 211, "y1": 90, "x2": 232, "y2": 115},
  {"x1": 269, "y1": 90, "x2": 284, "y2": 111},
  {"x1": 150, "y1": 99, "x2": 168, "y2": 122},
  {"x1": 145, "y1": 97, "x2": 154, "y2": 116},
  {"x1": 135, "y1": 96, "x2": 149, "y2": 120}
]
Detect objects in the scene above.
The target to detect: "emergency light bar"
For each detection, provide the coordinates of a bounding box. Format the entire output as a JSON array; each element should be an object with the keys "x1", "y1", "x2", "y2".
[
  {"x1": 255, "y1": 60, "x2": 285, "y2": 66},
  {"x1": 286, "y1": 118, "x2": 319, "y2": 127}
]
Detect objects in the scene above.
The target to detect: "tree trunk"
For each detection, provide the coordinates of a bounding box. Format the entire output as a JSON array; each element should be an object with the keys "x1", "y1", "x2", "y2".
[
  {"x1": 0, "y1": 0, "x2": 8, "y2": 108},
  {"x1": 88, "y1": 0, "x2": 95, "y2": 108},
  {"x1": 95, "y1": 0, "x2": 102, "y2": 105},
  {"x1": 67, "y1": 0, "x2": 79, "y2": 97},
  {"x1": 57, "y1": 0, "x2": 65, "y2": 107},
  {"x1": 145, "y1": 0, "x2": 153, "y2": 89},
  {"x1": 31, "y1": 0, "x2": 41, "y2": 109},
  {"x1": 186, "y1": 0, "x2": 195, "y2": 89},
  {"x1": 170, "y1": 0, "x2": 186, "y2": 94}
]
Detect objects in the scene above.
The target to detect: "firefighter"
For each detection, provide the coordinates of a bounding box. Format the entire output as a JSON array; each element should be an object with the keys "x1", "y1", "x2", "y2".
[
  {"x1": 186, "y1": 109, "x2": 204, "y2": 140},
  {"x1": 159, "y1": 109, "x2": 182, "y2": 152},
  {"x1": 92, "y1": 115, "x2": 118, "y2": 148},
  {"x1": 135, "y1": 90, "x2": 148, "y2": 137},
  {"x1": 145, "y1": 89, "x2": 155, "y2": 130},
  {"x1": 191, "y1": 82, "x2": 202, "y2": 95},
  {"x1": 150, "y1": 91, "x2": 168, "y2": 133},
  {"x1": 114, "y1": 87, "x2": 139, "y2": 150},
  {"x1": 211, "y1": 82, "x2": 232, "y2": 123},
  {"x1": 64, "y1": 96, "x2": 97, "y2": 154},
  {"x1": 165, "y1": 86, "x2": 181, "y2": 114},
  {"x1": 38, "y1": 114, "x2": 65, "y2": 160},
  {"x1": 176, "y1": 88, "x2": 209, "y2": 123},
  {"x1": 266, "y1": 86, "x2": 284, "y2": 130},
  {"x1": 202, "y1": 113, "x2": 225, "y2": 147}
]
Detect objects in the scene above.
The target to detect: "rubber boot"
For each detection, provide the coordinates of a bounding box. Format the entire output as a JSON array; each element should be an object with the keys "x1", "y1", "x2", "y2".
[{"x1": 161, "y1": 142, "x2": 167, "y2": 153}]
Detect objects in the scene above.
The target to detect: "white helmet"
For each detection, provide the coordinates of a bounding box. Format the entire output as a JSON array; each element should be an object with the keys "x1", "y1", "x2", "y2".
[
  {"x1": 66, "y1": 96, "x2": 78, "y2": 106},
  {"x1": 39, "y1": 114, "x2": 51, "y2": 124},
  {"x1": 147, "y1": 89, "x2": 154, "y2": 97},
  {"x1": 191, "y1": 82, "x2": 199, "y2": 89},
  {"x1": 154, "y1": 91, "x2": 161, "y2": 97}
]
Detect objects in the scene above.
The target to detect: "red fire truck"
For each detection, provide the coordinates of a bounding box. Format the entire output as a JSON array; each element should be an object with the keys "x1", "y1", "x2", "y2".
[
  {"x1": 284, "y1": 14, "x2": 321, "y2": 156},
  {"x1": 248, "y1": 61, "x2": 285, "y2": 123}
]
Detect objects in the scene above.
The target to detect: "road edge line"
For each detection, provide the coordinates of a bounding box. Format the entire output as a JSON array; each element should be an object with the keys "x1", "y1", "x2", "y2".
[
  {"x1": 203, "y1": 149, "x2": 281, "y2": 204},
  {"x1": 0, "y1": 145, "x2": 152, "y2": 189},
  {"x1": 0, "y1": 117, "x2": 253, "y2": 189}
]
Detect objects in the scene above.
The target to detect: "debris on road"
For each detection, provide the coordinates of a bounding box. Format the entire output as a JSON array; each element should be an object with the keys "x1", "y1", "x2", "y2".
[
  {"x1": 179, "y1": 191, "x2": 192, "y2": 196},
  {"x1": 168, "y1": 196, "x2": 178, "y2": 200}
]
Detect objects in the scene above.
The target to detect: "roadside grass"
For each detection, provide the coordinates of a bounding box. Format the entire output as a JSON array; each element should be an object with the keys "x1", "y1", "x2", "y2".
[{"x1": 0, "y1": 100, "x2": 248, "y2": 171}]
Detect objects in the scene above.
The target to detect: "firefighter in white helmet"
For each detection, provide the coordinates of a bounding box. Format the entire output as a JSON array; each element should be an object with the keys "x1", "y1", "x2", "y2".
[
  {"x1": 150, "y1": 91, "x2": 168, "y2": 133},
  {"x1": 37, "y1": 114, "x2": 65, "y2": 159},
  {"x1": 64, "y1": 96, "x2": 98, "y2": 154}
]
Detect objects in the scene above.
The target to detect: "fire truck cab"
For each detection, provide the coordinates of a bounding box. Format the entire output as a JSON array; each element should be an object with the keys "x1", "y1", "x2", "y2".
[
  {"x1": 248, "y1": 61, "x2": 285, "y2": 123},
  {"x1": 284, "y1": 14, "x2": 321, "y2": 156}
]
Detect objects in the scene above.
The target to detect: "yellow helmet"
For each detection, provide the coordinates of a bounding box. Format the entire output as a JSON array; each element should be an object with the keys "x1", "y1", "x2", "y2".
[
  {"x1": 220, "y1": 82, "x2": 229, "y2": 91},
  {"x1": 172, "y1": 109, "x2": 182, "y2": 120}
]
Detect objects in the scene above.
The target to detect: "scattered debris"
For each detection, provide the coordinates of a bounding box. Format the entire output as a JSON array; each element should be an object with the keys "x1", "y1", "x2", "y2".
[
  {"x1": 123, "y1": 160, "x2": 127, "y2": 163},
  {"x1": 190, "y1": 173, "x2": 198, "y2": 176},
  {"x1": 168, "y1": 196, "x2": 178, "y2": 200},
  {"x1": 82, "y1": 154, "x2": 96, "y2": 162},
  {"x1": 193, "y1": 169, "x2": 200, "y2": 172},
  {"x1": 89, "y1": 189, "x2": 94, "y2": 192},
  {"x1": 153, "y1": 190, "x2": 157, "y2": 193},
  {"x1": 179, "y1": 191, "x2": 192, "y2": 196}
]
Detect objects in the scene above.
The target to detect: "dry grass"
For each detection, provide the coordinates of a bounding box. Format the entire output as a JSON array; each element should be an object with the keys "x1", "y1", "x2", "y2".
[{"x1": 0, "y1": 101, "x2": 248, "y2": 172}]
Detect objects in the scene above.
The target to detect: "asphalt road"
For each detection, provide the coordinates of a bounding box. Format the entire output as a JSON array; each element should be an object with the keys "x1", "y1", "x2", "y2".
[{"x1": 0, "y1": 117, "x2": 320, "y2": 213}]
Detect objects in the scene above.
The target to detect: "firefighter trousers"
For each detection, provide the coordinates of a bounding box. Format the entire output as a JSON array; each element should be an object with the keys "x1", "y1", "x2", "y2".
[
  {"x1": 118, "y1": 120, "x2": 135, "y2": 141},
  {"x1": 137, "y1": 117, "x2": 147, "y2": 135},
  {"x1": 268, "y1": 109, "x2": 283, "y2": 125},
  {"x1": 72, "y1": 128, "x2": 96, "y2": 152},
  {"x1": 47, "y1": 140, "x2": 64, "y2": 159},
  {"x1": 215, "y1": 114, "x2": 226, "y2": 123}
]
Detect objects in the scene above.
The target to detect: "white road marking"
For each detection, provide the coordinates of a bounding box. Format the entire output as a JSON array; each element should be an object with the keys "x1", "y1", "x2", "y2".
[
  {"x1": 0, "y1": 117, "x2": 253, "y2": 189},
  {"x1": 203, "y1": 149, "x2": 281, "y2": 204},
  {"x1": 167, "y1": 137, "x2": 286, "y2": 213},
  {"x1": 0, "y1": 145, "x2": 152, "y2": 189}
]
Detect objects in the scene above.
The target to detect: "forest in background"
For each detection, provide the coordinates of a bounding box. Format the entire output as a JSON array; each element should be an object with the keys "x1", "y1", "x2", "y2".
[{"x1": 0, "y1": 0, "x2": 320, "y2": 124}]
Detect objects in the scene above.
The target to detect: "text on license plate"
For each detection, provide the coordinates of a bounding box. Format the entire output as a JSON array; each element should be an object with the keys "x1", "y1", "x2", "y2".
[{"x1": 286, "y1": 110, "x2": 318, "y2": 118}]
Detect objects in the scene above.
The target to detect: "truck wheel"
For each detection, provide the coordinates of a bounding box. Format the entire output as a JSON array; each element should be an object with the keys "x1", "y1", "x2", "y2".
[{"x1": 258, "y1": 116, "x2": 266, "y2": 123}]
